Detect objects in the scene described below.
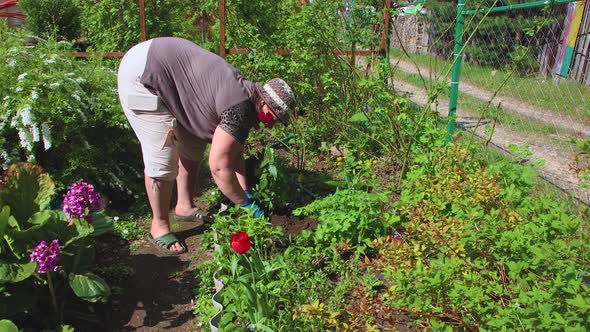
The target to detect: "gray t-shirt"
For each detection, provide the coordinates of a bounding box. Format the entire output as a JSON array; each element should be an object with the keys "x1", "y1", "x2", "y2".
[{"x1": 140, "y1": 37, "x2": 257, "y2": 144}]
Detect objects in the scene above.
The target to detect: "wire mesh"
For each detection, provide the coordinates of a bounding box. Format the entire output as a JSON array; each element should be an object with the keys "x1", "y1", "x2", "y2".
[{"x1": 389, "y1": 0, "x2": 590, "y2": 203}]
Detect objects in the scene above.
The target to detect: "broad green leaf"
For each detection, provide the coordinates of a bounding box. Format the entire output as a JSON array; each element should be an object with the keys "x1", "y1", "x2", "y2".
[
  {"x1": 28, "y1": 210, "x2": 52, "y2": 226},
  {"x1": 7, "y1": 215, "x2": 18, "y2": 229},
  {"x1": 349, "y1": 112, "x2": 368, "y2": 122},
  {"x1": 64, "y1": 218, "x2": 94, "y2": 247},
  {"x1": 0, "y1": 262, "x2": 36, "y2": 283},
  {"x1": 7, "y1": 211, "x2": 53, "y2": 242},
  {"x1": 268, "y1": 165, "x2": 278, "y2": 179},
  {"x1": 0, "y1": 163, "x2": 55, "y2": 223},
  {"x1": 0, "y1": 206, "x2": 9, "y2": 237},
  {"x1": 69, "y1": 272, "x2": 111, "y2": 303},
  {"x1": 60, "y1": 325, "x2": 75, "y2": 332},
  {"x1": 3, "y1": 233, "x2": 25, "y2": 260},
  {"x1": 240, "y1": 280, "x2": 258, "y2": 307},
  {"x1": 61, "y1": 239, "x2": 95, "y2": 274},
  {"x1": 0, "y1": 319, "x2": 19, "y2": 332},
  {"x1": 89, "y1": 211, "x2": 113, "y2": 237}
]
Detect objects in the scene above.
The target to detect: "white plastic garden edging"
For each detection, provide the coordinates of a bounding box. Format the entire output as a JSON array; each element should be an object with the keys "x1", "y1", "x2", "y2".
[{"x1": 209, "y1": 229, "x2": 224, "y2": 332}]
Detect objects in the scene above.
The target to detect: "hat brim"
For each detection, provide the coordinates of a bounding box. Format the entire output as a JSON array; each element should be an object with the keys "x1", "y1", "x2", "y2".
[{"x1": 255, "y1": 83, "x2": 289, "y2": 125}]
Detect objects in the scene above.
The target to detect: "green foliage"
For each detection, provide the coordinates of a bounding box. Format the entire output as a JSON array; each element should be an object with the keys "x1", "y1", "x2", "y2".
[
  {"x1": 19, "y1": 0, "x2": 81, "y2": 41},
  {"x1": 76, "y1": 0, "x2": 201, "y2": 52},
  {"x1": 0, "y1": 320, "x2": 19, "y2": 332},
  {"x1": 0, "y1": 27, "x2": 143, "y2": 204},
  {"x1": 68, "y1": 272, "x2": 111, "y2": 303},
  {"x1": 191, "y1": 260, "x2": 220, "y2": 327},
  {"x1": 0, "y1": 163, "x2": 54, "y2": 223},
  {"x1": 198, "y1": 206, "x2": 366, "y2": 331},
  {"x1": 252, "y1": 147, "x2": 293, "y2": 211},
  {"x1": 293, "y1": 188, "x2": 389, "y2": 247},
  {"x1": 332, "y1": 154, "x2": 378, "y2": 189},
  {"x1": 424, "y1": 0, "x2": 566, "y2": 74},
  {"x1": 111, "y1": 216, "x2": 146, "y2": 241},
  {"x1": 374, "y1": 144, "x2": 590, "y2": 330},
  {"x1": 205, "y1": 208, "x2": 285, "y2": 329},
  {"x1": 0, "y1": 163, "x2": 112, "y2": 328}
]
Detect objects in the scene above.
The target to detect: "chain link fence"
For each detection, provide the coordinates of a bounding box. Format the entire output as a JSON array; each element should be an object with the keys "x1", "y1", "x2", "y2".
[{"x1": 389, "y1": 0, "x2": 590, "y2": 203}]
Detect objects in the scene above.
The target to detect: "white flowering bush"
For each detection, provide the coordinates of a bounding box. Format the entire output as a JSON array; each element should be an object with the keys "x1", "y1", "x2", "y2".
[{"x1": 0, "y1": 23, "x2": 143, "y2": 208}]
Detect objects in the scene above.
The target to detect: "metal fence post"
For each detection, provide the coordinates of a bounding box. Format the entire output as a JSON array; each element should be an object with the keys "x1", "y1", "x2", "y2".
[{"x1": 446, "y1": 0, "x2": 465, "y2": 143}]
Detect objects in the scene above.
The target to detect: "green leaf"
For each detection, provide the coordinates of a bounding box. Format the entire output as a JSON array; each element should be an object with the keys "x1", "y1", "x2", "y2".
[
  {"x1": 268, "y1": 165, "x2": 278, "y2": 179},
  {"x1": 64, "y1": 218, "x2": 94, "y2": 247},
  {"x1": 7, "y1": 211, "x2": 53, "y2": 243},
  {"x1": 69, "y1": 272, "x2": 111, "y2": 303},
  {"x1": 0, "y1": 319, "x2": 19, "y2": 332},
  {"x1": 0, "y1": 163, "x2": 55, "y2": 223},
  {"x1": 60, "y1": 324, "x2": 75, "y2": 332},
  {"x1": 89, "y1": 211, "x2": 112, "y2": 237},
  {"x1": 28, "y1": 210, "x2": 52, "y2": 226},
  {"x1": 0, "y1": 262, "x2": 36, "y2": 283},
  {"x1": 349, "y1": 112, "x2": 368, "y2": 122},
  {"x1": 240, "y1": 280, "x2": 258, "y2": 307},
  {"x1": 567, "y1": 294, "x2": 589, "y2": 309},
  {"x1": 0, "y1": 206, "x2": 9, "y2": 237},
  {"x1": 2, "y1": 233, "x2": 23, "y2": 260}
]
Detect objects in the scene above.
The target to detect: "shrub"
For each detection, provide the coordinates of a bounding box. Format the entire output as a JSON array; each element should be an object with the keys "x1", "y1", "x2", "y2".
[
  {"x1": 376, "y1": 144, "x2": 590, "y2": 330},
  {"x1": 0, "y1": 27, "x2": 143, "y2": 207},
  {"x1": 76, "y1": 0, "x2": 201, "y2": 52},
  {"x1": 19, "y1": 0, "x2": 81, "y2": 41},
  {"x1": 294, "y1": 188, "x2": 390, "y2": 247}
]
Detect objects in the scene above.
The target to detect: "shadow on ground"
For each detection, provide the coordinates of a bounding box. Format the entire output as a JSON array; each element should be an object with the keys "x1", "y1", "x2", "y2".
[{"x1": 69, "y1": 221, "x2": 208, "y2": 332}]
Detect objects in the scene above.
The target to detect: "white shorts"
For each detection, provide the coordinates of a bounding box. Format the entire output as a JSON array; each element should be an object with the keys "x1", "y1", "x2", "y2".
[{"x1": 117, "y1": 39, "x2": 206, "y2": 180}]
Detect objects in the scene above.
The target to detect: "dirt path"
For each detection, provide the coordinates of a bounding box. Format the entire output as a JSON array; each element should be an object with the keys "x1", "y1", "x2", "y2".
[
  {"x1": 388, "y1": 57, "x2": 590, "y2": 204},
  {"x1": 93, "y1": 216, "x2": 207, "y2": 332}
]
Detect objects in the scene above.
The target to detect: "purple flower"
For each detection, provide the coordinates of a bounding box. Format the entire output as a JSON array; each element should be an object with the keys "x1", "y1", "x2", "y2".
[
  {"x1": 62, "y1": 181, "x2": 102, "y2": 223},
  {"x1": 30, "y1": 240, "x2": 61, "y2": 273}
]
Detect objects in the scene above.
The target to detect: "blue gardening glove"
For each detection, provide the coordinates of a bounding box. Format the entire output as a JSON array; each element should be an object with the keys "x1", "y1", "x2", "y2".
[
  {"x1": 245, "y1": 190, "x2": 254, "y2": 201},
  {"x1": 240, "y1": 197, "x2": 265, "y2": 218}
]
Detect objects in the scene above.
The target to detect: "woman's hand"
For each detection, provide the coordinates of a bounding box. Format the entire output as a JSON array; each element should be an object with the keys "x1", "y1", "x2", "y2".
[{"x1": 240, "y1": 199, "x2": 265, "y2": 218}]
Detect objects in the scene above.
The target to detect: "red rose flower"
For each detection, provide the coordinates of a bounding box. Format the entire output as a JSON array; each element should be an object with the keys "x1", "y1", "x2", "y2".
[
  {"x1": 257, "y1": 112, "x2": 274, "y2": 124},
  {"x1": 230, "y1": 231, "x2": 251, "y2": 254}
]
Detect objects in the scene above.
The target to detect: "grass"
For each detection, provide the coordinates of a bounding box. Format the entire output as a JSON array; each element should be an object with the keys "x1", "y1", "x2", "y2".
[
  {"x1": 389, "y1": 58, "x2": 583, "y2": 147},
  {"x1": 460, "y1": 132, "x2": 587, "y2": 207},
  {"x1": 389, "y1": 48, "x2": 590, "y2": 123}
]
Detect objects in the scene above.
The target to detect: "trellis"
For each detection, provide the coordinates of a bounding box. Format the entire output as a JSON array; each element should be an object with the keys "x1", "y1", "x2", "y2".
[{"x1": 71, "y1": 0, "x2": 394, "y2": 60}]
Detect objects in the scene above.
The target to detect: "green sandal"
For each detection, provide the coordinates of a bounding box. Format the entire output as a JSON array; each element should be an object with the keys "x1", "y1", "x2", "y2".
[
  {"x1": 174, "y1": 209, "x2": 209, "y2": 222},
  {"x1": 147, "y1": 233, "x2": 187, "y2": 255}
]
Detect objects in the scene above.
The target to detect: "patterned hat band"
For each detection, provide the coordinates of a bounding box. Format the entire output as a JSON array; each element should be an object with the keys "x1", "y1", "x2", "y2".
[
  {"x1": 255, "y1": 78, "x2": 295, "y2": 125},
  {"x1": 263, "y1": 83, "x2": 289, "y2": 112}
]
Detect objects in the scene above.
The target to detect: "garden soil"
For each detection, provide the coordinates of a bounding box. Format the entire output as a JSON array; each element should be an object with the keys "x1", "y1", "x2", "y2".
[{"x1": 91, "y1": 218, "x2": 206, "y2": 332}]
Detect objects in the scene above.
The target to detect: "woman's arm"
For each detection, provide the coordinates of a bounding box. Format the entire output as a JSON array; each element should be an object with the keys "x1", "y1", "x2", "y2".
[
  {"x1": 209, "y1": 126, "x2": 249, "y2": 204},
  {"x1": 234, "y1": 152, "x2": 248, "y2": 192}
]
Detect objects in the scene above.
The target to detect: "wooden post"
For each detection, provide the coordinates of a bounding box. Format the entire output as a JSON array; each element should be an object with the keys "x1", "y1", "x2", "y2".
[
  {"x1": 219, "y1": 0, "x2": 226, "y2": 58},
  {"x1": 139, "y1": 0, "x2": 147, "y2": 41}
]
